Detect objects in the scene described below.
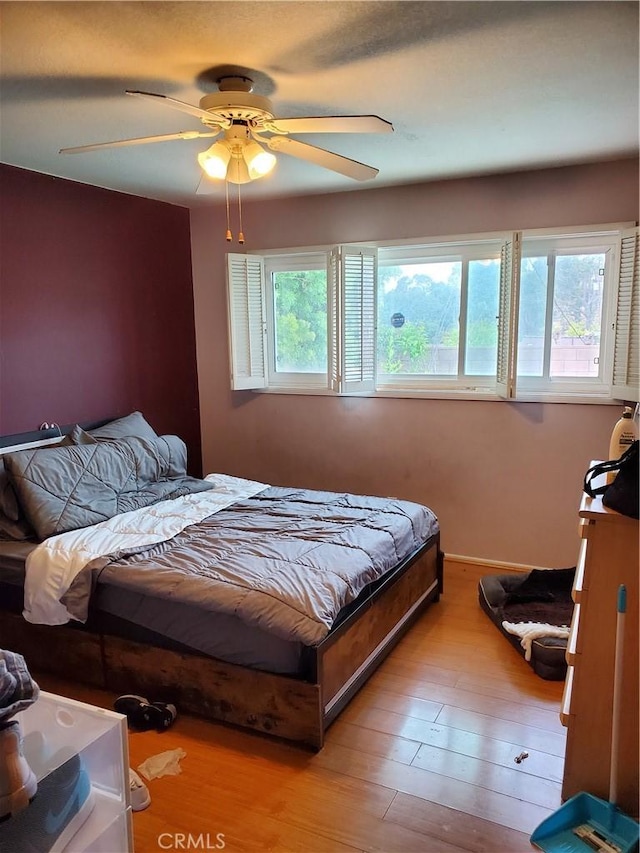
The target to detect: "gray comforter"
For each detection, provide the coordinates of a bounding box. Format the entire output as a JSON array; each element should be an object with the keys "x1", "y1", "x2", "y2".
[
  {"x1": 97, "y1": 486, "x2": 439, "y2": 645},
  {"x1": 6, "y1": 424, "x2": 439, "y2": 644}
]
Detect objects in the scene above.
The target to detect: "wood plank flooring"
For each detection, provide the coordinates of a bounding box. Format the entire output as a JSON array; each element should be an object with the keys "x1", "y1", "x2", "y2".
[{"x1": 35, "y1": 563, "x2": 566, "y2": 852}]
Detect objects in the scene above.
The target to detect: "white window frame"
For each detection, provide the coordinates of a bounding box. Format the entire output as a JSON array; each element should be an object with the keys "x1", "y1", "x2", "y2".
[
  {"x1": 229, "y1": 246, "x2": 379, "y2": 394},
  {"x1": 225, "y1": 222, "x2": 637, "y2": 403},
  {"x1": 263, "y1": 252, "x2": 329, "y2": 390},
  {"x1": 507, "y1": 226, "x2": 632, "y2": 402},
  {"x1": 376, "y1": 239, "x2": 505, "y2": 393}
]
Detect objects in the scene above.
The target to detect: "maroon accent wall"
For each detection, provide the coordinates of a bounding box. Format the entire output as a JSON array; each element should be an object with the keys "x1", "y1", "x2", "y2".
[{"x1": 0, "y1": 165, "x2": 201, "y2": 473}]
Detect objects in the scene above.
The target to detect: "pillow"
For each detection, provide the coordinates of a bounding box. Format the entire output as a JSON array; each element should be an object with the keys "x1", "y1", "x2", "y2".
[
  {"x1": 65, "y1": 425, "x2": 98, "y2": 445},
  {"x1": 0, "y1": 460, "x2": 33, "y2": 540},
  {"x1": 88, "y1": 411, "x2": 158, "y2": 442},
  {"x1": 4, "y1": 442, "x2": 138, "y2": 540},
  {"x1": 0, "y1": 436, "x2": 73, "y2": 540},
  {"x1": 159, "y1": 435, "x2": 188, "y2": 478},
  {"x1": 0, "y1": 513, "x2": 33, "y2": 541},
  {"x1": 4, "y1": 436, "x2": 209, "y2": 540},
  {"x1": 0, "y1": 460, "x2": 21, "y2": 522},
  {"x1": 66, "y1": 427, "x2": 185, "y2": 474}
]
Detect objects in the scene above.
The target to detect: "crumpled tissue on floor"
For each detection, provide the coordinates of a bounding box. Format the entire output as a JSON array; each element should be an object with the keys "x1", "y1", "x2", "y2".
[{"x1": 138, "y1": 747, "x2": 187, "y2": 780}]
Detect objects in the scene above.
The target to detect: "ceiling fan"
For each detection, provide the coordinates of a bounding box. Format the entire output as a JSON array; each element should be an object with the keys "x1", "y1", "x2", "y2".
[{"x1": 59, "y1": 75, "x2": 394, "y2": 185}]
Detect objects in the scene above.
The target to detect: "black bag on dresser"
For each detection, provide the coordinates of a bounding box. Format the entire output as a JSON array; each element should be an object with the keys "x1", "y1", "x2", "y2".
[{"x1": 583, "y1": 440, "x2": 639, "y2": 519}]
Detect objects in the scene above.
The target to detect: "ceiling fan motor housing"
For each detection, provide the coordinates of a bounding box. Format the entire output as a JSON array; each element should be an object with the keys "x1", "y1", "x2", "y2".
[{"x1": 199, "y1": 92, "x2": 274, "y2": 126}]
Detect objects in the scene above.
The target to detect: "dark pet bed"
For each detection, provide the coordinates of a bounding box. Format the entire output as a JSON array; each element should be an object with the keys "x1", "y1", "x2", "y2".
[{"x1": 478, "y1": 568, "x2": 575, "y2": 680}]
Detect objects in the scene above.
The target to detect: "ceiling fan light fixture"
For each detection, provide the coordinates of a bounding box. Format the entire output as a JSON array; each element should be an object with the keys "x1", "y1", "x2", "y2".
[
  {"x1": 227, "y1": 155, "x2": 252, "y2": 184},
  {"x1": 197, "y1": 141, "x2": 231, "y2": 179},
  {"x1": 242, "y1": 140, "x2": 276, "y2": 179}
]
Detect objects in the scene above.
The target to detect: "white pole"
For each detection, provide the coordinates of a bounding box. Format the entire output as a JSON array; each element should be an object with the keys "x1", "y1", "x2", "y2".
[{"x1": 609, "y1": 584, "x2": 626, "y2": 807}]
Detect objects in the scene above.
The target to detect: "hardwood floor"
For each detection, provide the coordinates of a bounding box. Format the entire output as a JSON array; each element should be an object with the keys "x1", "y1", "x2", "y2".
[{"x1": 36, "y1": 563, "x2": 566, "y2": 852}]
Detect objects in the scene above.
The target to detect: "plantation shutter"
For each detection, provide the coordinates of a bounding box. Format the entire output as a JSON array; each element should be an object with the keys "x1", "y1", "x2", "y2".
[
  {"x1": 611, "y1": 227, "x2": 640, "y2": 401},
  {"x1": 327, "y1": 248, "x2": 341, "y2": 392},
  {"x1": 226, "y1": 253, "x2": 267, "y2": 390},
  {"x1": 327, "y1": 246, "x2": 377, "y2": 394},
  {"x1": 496, "y1": 232, "x2": 522, "y2": 399}
]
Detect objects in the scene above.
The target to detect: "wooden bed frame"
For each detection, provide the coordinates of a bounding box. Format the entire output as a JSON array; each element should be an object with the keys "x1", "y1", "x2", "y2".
[{"x1": 0, "y1": 424, "x2": 444, "y2": 750}]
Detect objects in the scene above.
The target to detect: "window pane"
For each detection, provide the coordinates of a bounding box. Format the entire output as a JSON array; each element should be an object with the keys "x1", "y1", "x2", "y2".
[
  {"x1": 518, "y1": 256, "x2": 548, "y2": 377},
  {"x1": 377, "y1": 262, "x2": 461, "y2": 375},
  {"x1": 465, "y1": 258, "x2": 500, "y2": 375},
  {"x1": 550, "y1": 254, "x2": 604, "y2": 378},
  {"x1": 273, "y1": 270, "x2": 327, "y2": 372}
]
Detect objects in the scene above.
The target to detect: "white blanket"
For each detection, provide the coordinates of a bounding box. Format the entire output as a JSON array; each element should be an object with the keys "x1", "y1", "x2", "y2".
[
  {"x1": 502, "y1": 620, "x2": 570, "y2": 661},
  {"x1": 23, "y1": 474, "x2": 268, "y2": 626}
]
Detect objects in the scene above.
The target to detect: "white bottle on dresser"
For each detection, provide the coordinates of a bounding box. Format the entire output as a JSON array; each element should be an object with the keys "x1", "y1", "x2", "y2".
[{"x1": 607, "y1": 406, "x2": 639, "y2": 483}]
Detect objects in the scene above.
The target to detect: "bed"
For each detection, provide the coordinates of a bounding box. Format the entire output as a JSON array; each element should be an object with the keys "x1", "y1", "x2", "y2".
[{"x1": 0, "y1": 414, "x2": 443, "y2": 749}]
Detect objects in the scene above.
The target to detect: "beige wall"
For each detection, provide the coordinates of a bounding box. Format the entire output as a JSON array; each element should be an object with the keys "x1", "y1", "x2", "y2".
[{"x1": 190, "y1": 158, "x2": 639, "y2": 568}]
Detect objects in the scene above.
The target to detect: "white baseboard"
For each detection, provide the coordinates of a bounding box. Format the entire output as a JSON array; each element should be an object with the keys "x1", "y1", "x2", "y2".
[{"x1": 444, "y1": 553, "x2": 553, "y2": 574}]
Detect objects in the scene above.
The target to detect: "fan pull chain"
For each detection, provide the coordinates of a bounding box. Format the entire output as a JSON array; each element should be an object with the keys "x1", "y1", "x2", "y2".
[
  {"x1": 225, "y1": 178, "x2": 232, "y2": 242},
  {"x1": 237, "y1": 179, "x2": 245, "y2": 245}
]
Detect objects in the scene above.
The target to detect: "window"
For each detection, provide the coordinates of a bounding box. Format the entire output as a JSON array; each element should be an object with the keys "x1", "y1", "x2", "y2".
[
  {"x1": 265, "y1": 254, "x2": 328, "y2": 388},
  {"x1": 272, "y1": 268, "x2": 327, "y2": 374},
  {"x1": 226, "y1": 224, "x2": 639, "y2": 402},
  {"x1": 513, "y1": 234, "x2": 615, "y2": 397},
  {"x1": 376, "y1": 241, "x2": 502, "y2": 391}
]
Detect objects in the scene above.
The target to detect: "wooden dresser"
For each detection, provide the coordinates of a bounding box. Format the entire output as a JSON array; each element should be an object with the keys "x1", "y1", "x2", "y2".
[{"x1": 560, "y1": 482, "x2": 639, "y2": 817}]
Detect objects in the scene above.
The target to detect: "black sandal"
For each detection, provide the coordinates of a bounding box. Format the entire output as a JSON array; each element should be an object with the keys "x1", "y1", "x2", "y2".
[{"x1": 114, "y1": 695, "x2": 177, "y2": 732}]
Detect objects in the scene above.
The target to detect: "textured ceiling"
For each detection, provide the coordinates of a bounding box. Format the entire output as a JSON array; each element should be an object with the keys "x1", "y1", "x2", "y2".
[{"x1": 1, "y1": 1, "x2": 638, "y2": 207}]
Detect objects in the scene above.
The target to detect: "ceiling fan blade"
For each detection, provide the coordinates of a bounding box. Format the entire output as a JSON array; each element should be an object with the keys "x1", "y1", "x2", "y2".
[
  {"x1": 60, "y1": 130, "x2": 219, "y2": 154},
  {"x1": 195, "y1": 175, "x2": 218, "y2": 195},
  {"x1": 263, "y1": 115, "x2": 393, "y2": 135},
  {"x1": 267, "y1": 136, "x2": 378, "y2": 181},
  {"x1": 125, "y1": 90, "x2": 221, "y2": 123}
]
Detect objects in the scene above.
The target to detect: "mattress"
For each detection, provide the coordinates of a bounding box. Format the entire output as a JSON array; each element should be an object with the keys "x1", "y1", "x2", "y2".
[
  {"x1": 0, "y1": 540, "x2": 302, "y2": 674},
  {"x1": 94, "y1": 585, "x2": 302, "y2": 673},
  {"x1": 0, "y1": 540, "x2": 35, "y2": 579}
]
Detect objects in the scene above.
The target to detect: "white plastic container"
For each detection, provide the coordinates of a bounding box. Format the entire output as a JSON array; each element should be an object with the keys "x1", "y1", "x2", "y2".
[
  {"x1": 607, "y1": 406, "x2": 639, "y2": 483},
  {"x1": 15, "y1": 692, "x2": 132, "y2": 853}
]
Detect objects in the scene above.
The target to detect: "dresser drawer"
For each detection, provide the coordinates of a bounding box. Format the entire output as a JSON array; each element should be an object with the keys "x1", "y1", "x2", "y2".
[
  {"x1": 566, "y1": 602, "x2": 580, "y2": 665},
  {"x1": 573, "y1": 538, "x2": 588, "y2": 603},
  {"x1": 560, "y1": 664, "x2": 574, "y2": 727}
]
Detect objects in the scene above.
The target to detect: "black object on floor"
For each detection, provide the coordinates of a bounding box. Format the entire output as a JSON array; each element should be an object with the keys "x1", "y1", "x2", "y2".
[
  {"x1": 478, "y1": 568, "x2": 575, "y2": 681},
  {"x1": 113, "y1": 694, "x2": 177, "y2": 731}
]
